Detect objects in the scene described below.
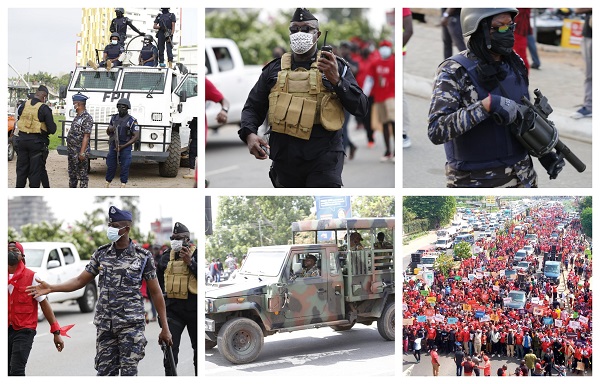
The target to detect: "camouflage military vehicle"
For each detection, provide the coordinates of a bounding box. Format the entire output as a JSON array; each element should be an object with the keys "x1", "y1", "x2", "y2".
[{"x1": 205, "y1": 217, "x2": 395, "y2": 364}]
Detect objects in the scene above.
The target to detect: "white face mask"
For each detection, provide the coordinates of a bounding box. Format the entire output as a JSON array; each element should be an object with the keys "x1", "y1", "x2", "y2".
[
  {"x1": 289, "y1": 32, "x2": 316, "y2": 54},
  {"x1": 170, "y1": 239, "x2": 184, "y2": 251},
  {"x1": 111, "y1": 40, "x2": 119, "y2": 45},
  {"x1": 379, "y1": 46, "x2": 392, "y2": 59},
  {"x1": 107, "y1": 226, "x2": 125, "y2": 242}
]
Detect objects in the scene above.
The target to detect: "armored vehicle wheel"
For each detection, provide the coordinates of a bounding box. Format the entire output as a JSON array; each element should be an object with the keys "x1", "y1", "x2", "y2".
[
  {"x1": 77, "y1": 283, "x2": 97, "y2": 313},
  {"x1": 377, "y1": 301, "x2": 395, "y2": 341},
  {"x1": 217, "y1": 318, "x2": 264, "y2": 364},
  {"x1": 330, "y1": 321, "x2": 355, "y2": 331},
  {"x1": 159, "y1": 130, "x2": 181, "y2": 177},
  {"x1": 205, "y1": 339, "x2": 217, "y2": 350}
]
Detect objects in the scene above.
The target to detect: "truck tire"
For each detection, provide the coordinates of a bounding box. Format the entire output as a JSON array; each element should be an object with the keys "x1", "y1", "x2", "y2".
[
  {"x1": 159, "y1": 130, "x2": 181, "y2": 177},
  {"x1": 8, "y1": 135, "x2": 15, "y2": 161},
  {"x1": 77, "y1": 283, "x2": 97, "y2": 313},
  {"x1": 217, "y1": 318, "x2": 264, "y2": 364},
  {"x1": 377, "y1": 301, "x2": 395, "y2": 341},
  {"x1": 330, "y1": 321, "x2": 355, "y2": 331},
  {"x1": 205, "y1": 339, "x2": 217, "y2": 350}
]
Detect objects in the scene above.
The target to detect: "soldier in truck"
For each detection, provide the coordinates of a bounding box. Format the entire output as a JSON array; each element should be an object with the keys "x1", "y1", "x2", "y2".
[{"x1": 290, "y1": 254, "x2": 320, "y2": 280}]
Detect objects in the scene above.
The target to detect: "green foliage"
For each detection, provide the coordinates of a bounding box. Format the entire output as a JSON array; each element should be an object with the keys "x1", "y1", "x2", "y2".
[
  {"x1": 353, "y1": 196, "x2": 395, "y2": 217},
  {"x1": 453, "y1": 241, "x2": 472, "y2": 260},
  {"x1": 403, "y1": 218, "x2": 428, "y2": 237},
  {"x1": 580, "y1": 196, "x2": 592, "y2": 210},
  {"x1": 403, "y1": 196, "x2": 456, "y2": 229},
  {"x1": 433, "y1": 253, "x2": 455, "y2": 277},
  {"x1": 206, "y1": 8, "x2": 391, "y2": 65},
  {"x1": 581, "y1": 207, "x2": 592, "y2": 238}
]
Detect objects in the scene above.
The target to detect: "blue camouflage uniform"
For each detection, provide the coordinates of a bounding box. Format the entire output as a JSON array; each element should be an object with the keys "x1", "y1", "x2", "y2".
[
  {"x1": 67, "y1": 94, "x2": 93, "y2": 188},
  {"x1": 84, "y1": 206, "x2": 154, "y2": 376},
  {"x1": 428, "y1": 50, "x2": 538, "y2": 188}
]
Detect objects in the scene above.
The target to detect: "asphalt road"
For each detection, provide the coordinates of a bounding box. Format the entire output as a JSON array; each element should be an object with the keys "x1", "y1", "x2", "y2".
[
  {"x1": 22, "y1": 301, "x2": 195, "y2": 376},
  {"x1": 205, "y1": 121, "x2": 395, "y2": 188},
  {"x1": 206, "y1": 323, "x2": 395, "y2": 376},
  {"x1": 402, "y1": 93, "x2": 592, "y2": 188}
]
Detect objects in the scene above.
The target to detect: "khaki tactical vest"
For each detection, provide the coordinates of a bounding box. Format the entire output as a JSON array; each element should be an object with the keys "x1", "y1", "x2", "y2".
[
  {"x1": 19, "y1": 100, "x2": 47, "y2": 134},
  {"x1": 268, "y1": 52, "x2": 345, "y2": 140},
  {"x1": 164, "y1": 245, "x2": 197, "y2": 299}
]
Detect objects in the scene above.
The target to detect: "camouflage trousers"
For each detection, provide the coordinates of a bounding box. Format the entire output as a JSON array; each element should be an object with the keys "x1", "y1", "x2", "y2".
[
  {"x1": 95, "y1": 324, "x2": 147, "y2": 376},
  {"x1": 445, "y1": 156, "x2": 538, "y2": 188},
  {"x1": 67, "y1": 148, "x2": 88, "y2": 188}
]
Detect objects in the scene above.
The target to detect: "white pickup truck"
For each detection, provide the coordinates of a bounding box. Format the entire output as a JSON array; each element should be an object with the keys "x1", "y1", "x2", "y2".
[
  {"x1": 205, "y1": 38, "x2": 263, "y2": 131},
  {"x1": 21, "y1": 242, "x2": 98, "y2": 319}
]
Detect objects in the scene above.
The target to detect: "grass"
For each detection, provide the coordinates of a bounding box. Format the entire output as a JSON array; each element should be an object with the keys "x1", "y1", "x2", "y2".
[
  {"x1": 402, "y1": 231, "x2": 430, "y2": 245},
  {"x1": 49, "y1": 115, "x2": 66, "y2": 150}
]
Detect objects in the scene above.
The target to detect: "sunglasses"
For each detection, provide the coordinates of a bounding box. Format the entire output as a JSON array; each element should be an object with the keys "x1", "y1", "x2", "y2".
[
  {"x1": 491, "y1": 22, "x2": 517, "y2": 33},
  {"x1": 289, "y1": 25, "x2": 317, "y2": 34}
]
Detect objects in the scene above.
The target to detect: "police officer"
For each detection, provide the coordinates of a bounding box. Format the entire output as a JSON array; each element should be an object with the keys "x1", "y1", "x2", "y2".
[
  {"x1": 153, "y1": 8, "x2": 176, "y2": 68},
  {"x1": 138, "y1": 35, "x2": 158, "y2": 66},
  {"x1": 157, "y1": 222, "x2": 198, "y2": 376},
  {"x1": 66, "y1": 93, "x2": 93, "y2": 188},
  {"x1": 428, "y1": 8, "x2": 564, "y2": 188},
  {"x1": 15, "y1": 85, "x2": 56, "y2": 188},
  {"x1": 110, "y1": 7, "x2": 144, "y2": 48},
  {"x1": 239, "y1": 8, "x2": 368, "y2": 188},
  {"x1": 27, "y1": 206, "x2": 173, "y2": 376},
  {"x1": 88, "y1": 33, "x2": 124, "y2": 70},
  {"x1": 105, "y1": 98, "x2": 140, "y2": 187}
]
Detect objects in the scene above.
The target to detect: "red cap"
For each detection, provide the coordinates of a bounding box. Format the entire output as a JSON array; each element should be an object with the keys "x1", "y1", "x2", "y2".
[
  {"x1": 9, "y1": 241, "x2": 24, "y2": 255},
  {"x1": 379, "y1": 40, "x2": 393, "y2": 47}
]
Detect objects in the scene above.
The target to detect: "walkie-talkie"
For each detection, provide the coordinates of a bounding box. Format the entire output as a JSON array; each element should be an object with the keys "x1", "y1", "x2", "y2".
[{"x1": 321, "y1": 30, "x2": 332, "y2": 53}]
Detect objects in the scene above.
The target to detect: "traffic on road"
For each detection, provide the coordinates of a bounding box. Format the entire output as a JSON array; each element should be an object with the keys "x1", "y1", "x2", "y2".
[{"x1": 403, "y1": 197, "x2": 592, "y2": 376}]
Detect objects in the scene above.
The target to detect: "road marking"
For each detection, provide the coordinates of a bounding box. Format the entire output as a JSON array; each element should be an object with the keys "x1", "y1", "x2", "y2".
[
  {"x1": 206, "y1": 165, "x2": 239, "y2": 177},
  {"x1": 403, "y1": 363, "x2": 415, "y2": 376}
]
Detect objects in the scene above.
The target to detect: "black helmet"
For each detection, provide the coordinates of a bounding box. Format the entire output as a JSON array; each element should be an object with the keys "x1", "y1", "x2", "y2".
[
  {"x1": 143, "y1": 35, "x2": 153, "y2": 43},
  {"x1": 110, "y1": 32, "x2": 120, "y2": 41},
  {"x1": 460, "y1": 8, "x2": 518, "y2": 37},
  {"x1": 116, "y1": 98, "x2": 131, "y2": 109},
  {"x1": 115, "y1": 8, "x2": 124, "y2": 14}
]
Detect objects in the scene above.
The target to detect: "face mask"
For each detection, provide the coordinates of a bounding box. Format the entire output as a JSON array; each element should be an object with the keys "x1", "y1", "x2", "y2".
[
  {"x1": 111, "y1": 40, "x2": 119, "y2": 45},
  {"x1": 8, "y1": 251, "x2": 20, "y2": 266},
  {"x1": 379, "y1": 46, "x2": 392, "y2": 59},
  {"x1": 107, "y1": 226, "x2": 125, "y2": 242},
  {"x1": 289, "y1": 32, "x2": 316, "y2": 55},
  {"x1": 117, "y1": 105, "x2": 128, "y2": 117},
  {"x1": 171, "y1": 239, "x2": 184, "y2": 251},
  {"x1": 489, "y1": 30, "x2": 514, "y2": 56}
]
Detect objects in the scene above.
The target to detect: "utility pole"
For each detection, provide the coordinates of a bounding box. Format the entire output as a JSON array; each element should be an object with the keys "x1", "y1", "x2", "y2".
[{"x1": 27, "y1": 57, "x2": 32, "y2": 84}]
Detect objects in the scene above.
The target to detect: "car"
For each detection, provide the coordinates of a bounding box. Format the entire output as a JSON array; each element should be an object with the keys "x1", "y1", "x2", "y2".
[
  {"x1": 523, "y1": 245, "x2": 534, "y2": 256},
  {"x1": 455, "y1": 234, "x2": 475, "y2": 245},
  {"x1": 514, "y1": 249, "x2": 528, "y2": 263},
  {"x1": 516, "y1": 261, "x2": 532, "y2": 274},
  {"x1": 505, "y1": 290, "x2": 527, "y2": 309},
  {"x1": 435, "y1": 237, "x2": 454, "y2": 250},
  {"x1": 524, "y1": 233, "x2": 538, "y2": 245}
]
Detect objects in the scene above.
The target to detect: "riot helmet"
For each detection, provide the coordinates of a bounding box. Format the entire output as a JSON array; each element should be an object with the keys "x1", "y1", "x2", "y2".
[
  {"x1": 115, "y1": 8, "x2": 124, "y2": 16},
  {"x1": 143, "y1": 35, "x2": 153, "y2": 44},
  {"x1": 110, "y1": 32, "x2": 121, "y2": 41},
  {"x1": 460, "y1": 8, "x2": 518, "y2": 37},
  {"x1": 116, "y1": 98, "x2": 131, "y2": 109}
]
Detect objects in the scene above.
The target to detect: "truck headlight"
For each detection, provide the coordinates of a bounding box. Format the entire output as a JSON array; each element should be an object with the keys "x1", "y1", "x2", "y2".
[
  {"x1": 151, "y1": 113, "x2": 162, "y2": 121},
  {"x1": 150, "y1": 133, "x2": 158, "y2": 140}
]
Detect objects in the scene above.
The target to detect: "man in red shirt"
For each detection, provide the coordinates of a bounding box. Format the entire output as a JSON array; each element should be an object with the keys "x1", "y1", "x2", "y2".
[{"x1": 431, "y1": 344, "x2": 441, "y2": 376}]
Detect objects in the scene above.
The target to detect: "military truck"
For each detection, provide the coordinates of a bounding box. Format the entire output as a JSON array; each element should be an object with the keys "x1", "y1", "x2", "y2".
[
  {"x1": 58, "y1": 63, "x2": 198, "y2": 177},
  {"x1": 205, "y1": 217, "x2": 395, "y2": 364}
]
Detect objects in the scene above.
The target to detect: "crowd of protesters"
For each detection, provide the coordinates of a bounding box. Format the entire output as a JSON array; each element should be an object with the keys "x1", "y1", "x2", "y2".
[{"x1": 403, "y1": 202, "x2": 592, "y2": 376}]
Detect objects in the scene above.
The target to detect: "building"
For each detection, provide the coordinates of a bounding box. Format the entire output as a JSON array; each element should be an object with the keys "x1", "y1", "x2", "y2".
[
  {"x1": 8, "y1": 197, "x2": 56, "y2": 233},
  {"x1": 78, "y1": 7, "x2": 183, "y2": 66}
]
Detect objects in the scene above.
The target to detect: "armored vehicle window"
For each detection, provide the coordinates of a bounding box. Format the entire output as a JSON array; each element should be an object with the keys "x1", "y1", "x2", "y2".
[
  {"x1": 329, "y1": 252, "x2": 339, "y2": 275},
  {"x1": 121, "y1": 72, "x2": 166, "y2": 92},
  {"x1": 176, "y1": 75, "x2": 198, "y2": 98},
  {"x1": 74, "y1": 71, "x2": 117, "y2": 90},
  {"x1": 240, "y1": 250, "x2": 287, "y2": 277}
]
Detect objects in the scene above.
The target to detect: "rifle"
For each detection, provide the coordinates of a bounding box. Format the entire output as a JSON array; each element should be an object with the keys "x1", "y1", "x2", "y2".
[
  {"x1": 160, "y1": 339, "x2": 177, "y2": 376},
  {"x1": 511, "y1": 89, "x2": 586, "y2": 177}
]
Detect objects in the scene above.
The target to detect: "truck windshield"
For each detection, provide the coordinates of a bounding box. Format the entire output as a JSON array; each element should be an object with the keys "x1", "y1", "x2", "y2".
[
  {"x1": 421, "y1": 257, "x2": 437, "y2": 265},
  {"x1": 240, "y1": 250, "x2": 286, "y2": 277},
  {"x1": 20, "y1": 249, "x2": 44, "y2": 268},
  {"x1": 73, "y1": 71, "x2": 117, "y2": 90},
  {"x1": 545, "y1": 264, "x2": 560, "y2": 274},
  {"x1": 121, "y1": 72, "x2": 166, "y2": 92}
]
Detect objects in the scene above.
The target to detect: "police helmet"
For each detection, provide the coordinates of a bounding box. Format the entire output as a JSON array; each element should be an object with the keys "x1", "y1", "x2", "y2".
[
  {"x1": 110, "y1": 32, "x2": 121, "y2": 41},
  {"x1": 115, "y1": 8, "x2": 124, "y2": 14},
  {"x1": 143, "y1": 35, "x2": 153, "y2": 43},
  {"x1": 460, "y1": 8, "x2": 518, "y2": 37},
  {"x1": 116, "y1": 98, "x2": 131, "y2": 109}
]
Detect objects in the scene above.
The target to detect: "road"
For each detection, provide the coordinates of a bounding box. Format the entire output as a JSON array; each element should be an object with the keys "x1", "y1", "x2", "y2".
[
  {"x1": 403, "y1": 94, "x2": 592, "y2": 188},
  {"x1": 206, "y1": 324, "x2": 395, "y2": 375},
  {"x1": 23, "y1": 301, "x2": 195, "y2": 376},
  {"x1": 205, "y1": 121, "x2": 395, "y2": 188}
]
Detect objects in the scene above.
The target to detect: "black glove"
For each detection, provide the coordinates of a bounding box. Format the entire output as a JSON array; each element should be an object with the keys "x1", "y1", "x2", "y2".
[
  {"x1": 489, "y1": 94, "x2": 519, "y2": 125},
  {"x1": 539, "y1": 151, "x2": 565, "y2": 180}
]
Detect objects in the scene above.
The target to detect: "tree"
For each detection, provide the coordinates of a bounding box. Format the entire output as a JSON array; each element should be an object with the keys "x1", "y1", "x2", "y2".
[
  {"x1": 581, "y1": 207, "x2": 592, "y2": 238},
  {"x1": 453, "y1": 241, "x2": 472, "y2": 261},
  {"x1": 403, "y1": 196, "x2": 456, "y2": 229},
  {"x1": 353, "y1": 196, "x2": 395, "y2": 217},
  {"x1": 580, "y1": 196, "x2": 592, "y2": 211},
  {"x1": 433, "y1": 253, "x2": 456, "y2": 277}
]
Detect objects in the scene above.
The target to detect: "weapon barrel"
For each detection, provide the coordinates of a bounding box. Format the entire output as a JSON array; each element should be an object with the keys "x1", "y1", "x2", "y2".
[
  {"x1": 161, "y1": 341, "x2": 178, "y2": 376},
  {"x1": 555, "y1": 140, "x2": 586, "y2": 173}
]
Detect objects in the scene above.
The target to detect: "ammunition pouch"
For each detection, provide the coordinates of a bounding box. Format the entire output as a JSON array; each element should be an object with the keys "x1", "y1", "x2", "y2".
[{"x1": 164, "y1": 246, "x2": 197, "y2": 299}]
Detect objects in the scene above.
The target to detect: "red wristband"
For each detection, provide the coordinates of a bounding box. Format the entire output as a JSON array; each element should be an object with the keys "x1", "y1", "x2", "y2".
[{"x1": 50, "y1": 321, "x2": 61, "y2": 334}]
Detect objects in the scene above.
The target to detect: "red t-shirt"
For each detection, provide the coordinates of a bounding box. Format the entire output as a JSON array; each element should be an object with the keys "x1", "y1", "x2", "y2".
[
  {"x1": 205, "y1": 77, "x2": 224, "y2": 140},
  {"x1": 368, "y1": 56, "x2": 395, "y2": 102}
]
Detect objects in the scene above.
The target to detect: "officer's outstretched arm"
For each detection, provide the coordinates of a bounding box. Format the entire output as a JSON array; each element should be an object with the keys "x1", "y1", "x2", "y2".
[{"x1": 27, "y1": 270, "x2": 95, "y2": 298}]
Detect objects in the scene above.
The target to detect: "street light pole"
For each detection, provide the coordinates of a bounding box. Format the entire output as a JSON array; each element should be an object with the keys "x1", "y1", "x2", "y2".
[{"x1": 26, "y1": 56, "x2": 32, "y2": 84}]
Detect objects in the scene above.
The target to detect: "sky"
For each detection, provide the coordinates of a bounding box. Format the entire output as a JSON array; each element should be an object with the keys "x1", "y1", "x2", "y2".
[{"x1": 7, "y1": 7, "x2": 198, "y2": 78}]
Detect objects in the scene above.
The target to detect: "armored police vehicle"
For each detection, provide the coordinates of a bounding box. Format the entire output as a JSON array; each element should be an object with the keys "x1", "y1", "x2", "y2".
[
  {"x1": 58, "y1": 63, "x2": 198, "y2": 177},
  {"x1": 205, "y1": 218, "x2": 395, "y2": 364}
]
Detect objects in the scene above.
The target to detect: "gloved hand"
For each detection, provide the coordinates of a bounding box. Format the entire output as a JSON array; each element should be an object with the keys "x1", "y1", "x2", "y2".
[
  {"x1": 539, "y1": 151, "x2": 565, "y2": 180},
  {"x1": 489, "y1": 94, "x2": 519, "y2": 125}
]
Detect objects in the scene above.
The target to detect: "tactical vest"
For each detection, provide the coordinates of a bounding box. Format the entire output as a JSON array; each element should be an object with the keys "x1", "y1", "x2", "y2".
[
  {"x1": 110, "y1": 114, "x2": 136, "y2": 145},
  {"x1": 105, "y1": 43, "x2": 122, "y2": 60},
  {"x1": 444, "y1": 53, "x2": 528, "y2": 171},
  {"x1": 268, "y1": 52, "x2": 344, "y2": 140},
  {"x1": 164, "y1": 245, "x2": 197, "y2": 299},
  {"x1": 19, "y1": 100, "x2": 47, "y2": 134}
]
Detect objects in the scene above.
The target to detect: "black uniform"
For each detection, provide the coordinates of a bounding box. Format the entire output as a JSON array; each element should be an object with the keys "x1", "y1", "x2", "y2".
[
  {"x1": 16, "y1": 98, "x2": 56, "y2": 188},
  {"x1": 238, "y1": 53, "x2": 368, "y2": 187},
  {"x1": 110, "y1": 15, "x2": 143, "y2": 47},
  {"x1": 154, "y1": 10, "x2": 176, "y2": 64},
  {"x1": 157, "y1": 247, "x2": 198, "y2": 376}
]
